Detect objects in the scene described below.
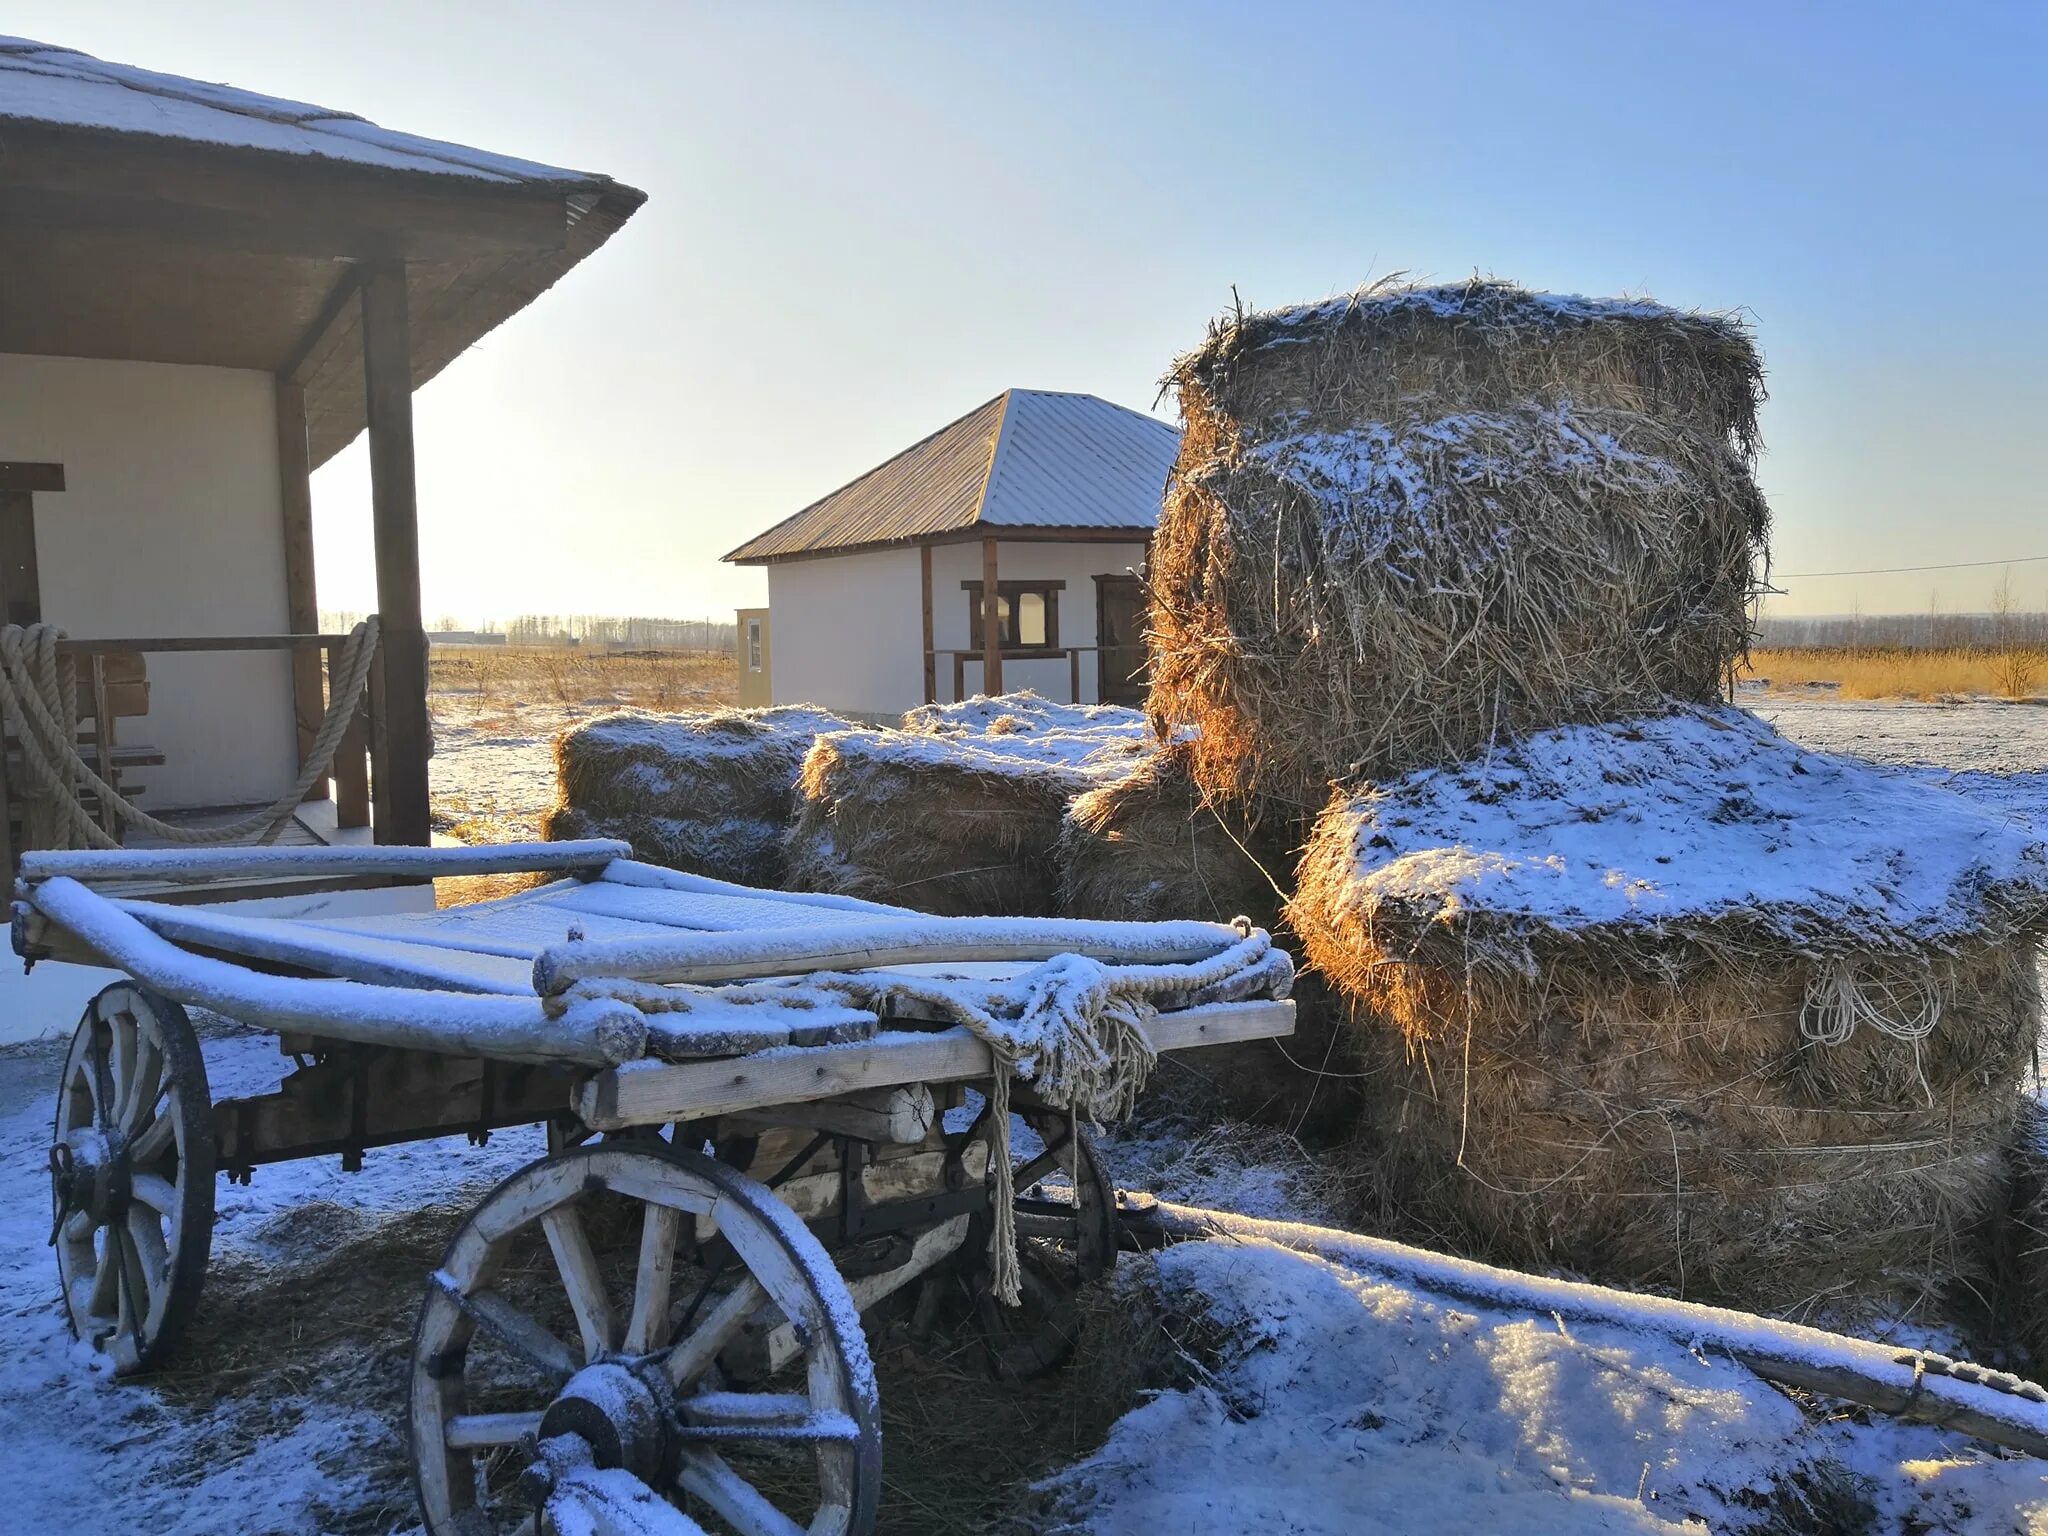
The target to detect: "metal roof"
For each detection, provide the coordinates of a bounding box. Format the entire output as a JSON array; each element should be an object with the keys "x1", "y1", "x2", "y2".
[
  {"x1": 723, "y1": 389, "x2": 1179, "y2": 564},
  {"x1": 0, "y1": 36, "x2": 600, "y2": 184}
]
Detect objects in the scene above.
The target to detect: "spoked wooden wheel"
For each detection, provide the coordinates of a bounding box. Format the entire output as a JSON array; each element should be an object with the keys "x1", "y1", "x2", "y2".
[
  {"x1": 410, "y1": 1142, "x2": 880, "y2": 1536},
  {"x1": 50, "y1": 983, "x2": 214, "y2": 1374},
  {"x1": 959, "y1": 1099, "x2": 1117, "y2": 1381}
]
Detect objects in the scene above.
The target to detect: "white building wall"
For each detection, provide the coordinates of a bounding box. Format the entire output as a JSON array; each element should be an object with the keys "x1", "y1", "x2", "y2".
[
  {"x1": 766, "y1": 547, "x2": 925, "y2": 720},
  {"x1": 0, "y1": 353, "x2": 298, "y2": 808},
  {"x1": 929, "y1": 539, "x2": 1148, "y2": 705}
]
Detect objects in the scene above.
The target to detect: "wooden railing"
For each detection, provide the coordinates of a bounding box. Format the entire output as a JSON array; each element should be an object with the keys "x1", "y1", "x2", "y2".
[
  {"x1": 926, "y1": 644, "x2": 1147, "y2": 706},
  {"x1": 0, "y1": 634, "x2": 382, "y2": 873}
]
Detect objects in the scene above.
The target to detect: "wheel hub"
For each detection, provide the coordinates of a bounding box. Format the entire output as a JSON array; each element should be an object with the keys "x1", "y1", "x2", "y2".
[
  {"x1": 50, "y1": 1127, "x2": 129, "y2": 1230},
  {"x1": 536, "y1": 1361, "x2": 671, "y2": 1484}
]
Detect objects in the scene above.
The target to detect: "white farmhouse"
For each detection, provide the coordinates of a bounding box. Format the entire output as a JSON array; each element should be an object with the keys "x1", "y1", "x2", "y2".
[{"x1": 725, "y1": 390, "x2": 1179, "y2": 720}]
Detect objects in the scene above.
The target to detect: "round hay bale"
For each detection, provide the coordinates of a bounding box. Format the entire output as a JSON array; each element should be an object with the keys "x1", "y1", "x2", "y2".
[
  {"x1": 785, "y1": 728, "x2": 1102, "y2": 916},
  {"x1": 1290, "y1": 708, "x2": 2048, "y2": 1309},
  {"x1": 1322, "y1": 949, "x2": 2033, "y2": 1312},
  {"x1": 1149, "y1": 278, "x2": 1770, "y2": 820},
  {"x1": 1056, "y1": 742, "x2": 1282, "y2": 928},
  {"x1": 547, "y1": 705, "x2": 846, "y2": 886}
]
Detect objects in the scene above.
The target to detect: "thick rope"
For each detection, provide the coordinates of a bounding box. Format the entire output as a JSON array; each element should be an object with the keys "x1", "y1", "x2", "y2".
[{"x1": 0, "y1": 619, "x2": 381, "y2": 850}]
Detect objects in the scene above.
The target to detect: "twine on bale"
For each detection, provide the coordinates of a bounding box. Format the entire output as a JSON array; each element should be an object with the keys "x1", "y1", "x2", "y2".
[{"x1": 0, "y1": 618, "x2": 380, "y2": 850}]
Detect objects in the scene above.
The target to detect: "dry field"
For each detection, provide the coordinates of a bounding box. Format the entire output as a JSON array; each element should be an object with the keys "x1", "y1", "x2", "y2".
[{"x1": 1744, "y1": 645, "x2": 2047, "y2": 701}]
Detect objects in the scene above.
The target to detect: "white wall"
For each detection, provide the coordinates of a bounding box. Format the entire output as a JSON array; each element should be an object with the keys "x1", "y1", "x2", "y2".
[
  {"x1": 930, "y1": 539, "x2": 1147, "y2": 704},
  {"x1": 0, "y1": 353, "x2": 298, "y2": 809},
  {"x1": 766, "y1": 546, "x2": 924, "y2": 718},
  {"x1": 764, "y1": 538, "x2": 1147, "y2": 719}
]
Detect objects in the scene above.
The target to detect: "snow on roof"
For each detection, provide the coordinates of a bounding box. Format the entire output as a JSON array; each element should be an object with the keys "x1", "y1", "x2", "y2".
[
  {"x1": 1312, "y1": 706, "x2": 2048, "y2": 950},
  {"x1": 723, "y1": 389, "x2": 1179, "y2": 564},
  {"x1": 0, "y1": 36, "x2": 601, "y2": 185}
]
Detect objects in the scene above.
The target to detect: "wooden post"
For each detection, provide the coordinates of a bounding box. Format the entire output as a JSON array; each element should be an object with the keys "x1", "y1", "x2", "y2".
[
  {"x1": 919, "y1": 543, "x2": 935, "y2": 706},
  {"x1": 359, "y1": 262, "x2": 431, "y2": 847},
  {"x1": 274, "y1": 380, "x2": 328, "y2": 802},
  {"x1": 328, "y1": 639, "x2": 371, "y2": 829},
  {"x1": 979, "y1": 535, "x2": 1002, "y2": 696}
]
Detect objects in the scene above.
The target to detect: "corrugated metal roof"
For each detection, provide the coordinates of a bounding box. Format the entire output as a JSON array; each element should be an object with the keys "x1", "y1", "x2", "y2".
[
  {"x1": 724, "y1": 389, "x2": 1179, "y2": 564},
  {"x1": 0, "y1": 36, "x2": 601, "y2": 184}
]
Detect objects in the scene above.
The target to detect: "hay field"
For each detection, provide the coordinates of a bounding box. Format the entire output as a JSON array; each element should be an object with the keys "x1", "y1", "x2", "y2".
[{"x1": 1744, "y1": 645, "x2": 2046, "y2": 701}]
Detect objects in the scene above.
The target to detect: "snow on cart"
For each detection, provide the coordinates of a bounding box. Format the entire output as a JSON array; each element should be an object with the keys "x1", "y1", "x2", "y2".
[{"x1": 17, "y1": 839, "x2": 1294, "y2": 1536}]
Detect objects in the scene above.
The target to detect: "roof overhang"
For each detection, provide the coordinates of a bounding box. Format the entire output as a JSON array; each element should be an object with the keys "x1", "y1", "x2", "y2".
[
  {"x1": 726, "y1": 522, "x2": 1156, "y2": 567},
  {"x1": 0, "y1": 118, "x2": 644, "y2": 465}
]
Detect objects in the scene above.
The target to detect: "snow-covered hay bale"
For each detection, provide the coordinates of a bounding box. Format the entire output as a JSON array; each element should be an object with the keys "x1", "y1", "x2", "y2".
[
  {"x1": 544, "y1": 705, "x2": 847, "y2": 885},
  {"x1": 1290, "y1": 707, "x2": 2048, "y2": 1308},
  {"x1": 786, "y1": 704, "x2": 1152, "y2": 915},
  {"x1": 1057, "y1": 741, "x2": 1280, "y2": 928},
  {"x1": 1150, "y1": 277, "x2": 1769, "y2": 821}
]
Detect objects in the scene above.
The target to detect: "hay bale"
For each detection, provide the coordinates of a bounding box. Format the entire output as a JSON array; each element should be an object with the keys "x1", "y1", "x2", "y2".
[
  {"x1": 546, "y1": 705, "x2": 847, "y2": 885},
  {"x1": 785, "y1": 715, "x2": 1145, "y2": 916},
  {"x1": 1290, "y1": 707, "x2": 2048, "y2": 1309},
  {"x1": 1057, "y1": 741, "x2": 1281, "y2": 928},
  {"x1": 1149, "y1": 277, "x2": 1770, "y2": 821}
]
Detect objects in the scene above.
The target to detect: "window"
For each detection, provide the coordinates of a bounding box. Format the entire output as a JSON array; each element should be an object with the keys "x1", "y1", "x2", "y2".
[
  {"x1": 962, "y1": 580, "x2": 1062, "y2": 650},
  {"x1": 746, "y1": 618, "x2": 763, "y2": 671}
]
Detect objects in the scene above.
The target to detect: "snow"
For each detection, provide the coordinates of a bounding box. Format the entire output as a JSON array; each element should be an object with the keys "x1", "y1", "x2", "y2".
[
  {"x1": 889, "y1": 690, "x2": 1162, "y2": 780},
  {"x1": 1321, "y1": 704, "x2": 2048, "y2": 949},
  {"x1": 1248, "y1": 405, "x2": 1689, "y2": 564},
  {"x1": 1242, "y1": 279, "x2": 1747, "y2": 349},
  {"x1": 0, "y1": 36, "x2": 603, "y2": 185}
]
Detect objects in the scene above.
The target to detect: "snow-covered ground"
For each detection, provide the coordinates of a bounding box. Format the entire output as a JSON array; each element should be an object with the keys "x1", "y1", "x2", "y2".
[{"x1": 0, "y1": 691, "x2": 2044, "y2": 1533}]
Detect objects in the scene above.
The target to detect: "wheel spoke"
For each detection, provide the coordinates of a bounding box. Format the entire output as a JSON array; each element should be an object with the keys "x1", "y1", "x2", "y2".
[
  {"x1": 663, "y1": 1274, "x2": 766, "y2": 1389},
  {"x1": 541, "y1": 1203, "x2": 617, "y2": 1363},
  {"x1": 676, "y1": 1447, "x2": 807, "y2": 1536},
  {"x1": 624, "y1": 1201, "x2": 681, "y2": 1355},
  {"x1": 129, "y1": 1112, "x2": 175, "y2": 1167},
  {"x1": 87, "y1": 1024, "x2": 114, "y2": 1129},
  {"x1": 111, "y1": 1221, "x2": 148, "y2": 1357},
  {"x1": 444, "y1": 1410, "x2": 545, "y2": 1450},
  {"x1": 131, "y1": 1172, "x2": 178, "y2": 1215},
  {"x1": 63, "y1": 1208, "x2": 96, "y2": 1243},
  {"x1": 125, "y1": 1208, "x2": 169, "y2": 1317},
  {"x1": 85, "y1": 1237, "x2": 119, "y2": 1319},
  {"x1": 446, "y1": 1283, "x2": 578, "y2": 1382},
  {"x1": 119, "y1": 1036, "x2": 164, "y2": 1134},
  {"x1": 1012, "y1": 1133, "x2": 1074, "y2": 1194},
  {"x1": 676, "y1": 1390, "x2": 858, "y2": 1444}
]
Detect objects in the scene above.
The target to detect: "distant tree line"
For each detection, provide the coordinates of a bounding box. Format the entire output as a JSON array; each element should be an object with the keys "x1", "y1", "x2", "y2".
[
  {"x1": 319, "y1": 611, "x2": 738, "y2": 652},
  {"x1": 1758, "y1": 609, "x2": 2048, "y2": 650}
]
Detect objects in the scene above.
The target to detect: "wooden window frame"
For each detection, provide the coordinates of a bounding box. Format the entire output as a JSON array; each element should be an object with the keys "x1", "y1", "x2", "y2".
[{"x1": 961, "y1": 579, "x2": 1063, "y2": 652}]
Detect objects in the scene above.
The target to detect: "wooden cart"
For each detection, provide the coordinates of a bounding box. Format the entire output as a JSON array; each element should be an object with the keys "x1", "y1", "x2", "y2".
[{"x1": 17, "y1": 840, "x2": 1294, "y2": 1536}]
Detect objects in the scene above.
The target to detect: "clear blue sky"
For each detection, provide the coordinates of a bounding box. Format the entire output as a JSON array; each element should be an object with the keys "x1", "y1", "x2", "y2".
[{"x1": 19, "y1": 1, "x2": 2048, "y2": 619}]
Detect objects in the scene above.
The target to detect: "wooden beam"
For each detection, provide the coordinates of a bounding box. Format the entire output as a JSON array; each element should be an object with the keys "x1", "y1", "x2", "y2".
[
  {"x1": 0, "y1": 462, "x2": 65, "y2": 493},
  {"x1": 980, "y1": 535, "x2": 1002, "y2": 695},
  {"x1": 575, "y1": 999, "x2": 1295, "y2": 1130},
  {"x1": 279, "y1": 268, "x2": 363, "y2": 387},
  {"x1": 274, "y1": 380, "x2": 328, "y2": 802},
  {"x1": 360, "y1": 262, "x2": 432, "y2": 847},
  {"x1": 919, "y1": 544, "x2": 935, "y2": 706}
]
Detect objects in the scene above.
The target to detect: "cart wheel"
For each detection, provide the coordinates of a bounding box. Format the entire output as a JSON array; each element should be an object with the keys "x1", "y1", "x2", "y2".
[
  {"x1": 964, "y1": 1101, "x2": 1117, "y2": 1381},
  {"x1": 410, "y1": 1141, "x2": 880, "y2": 1536},
  {"x1": 50, "y1": 983, "x2": 214, "y2": 1374}
]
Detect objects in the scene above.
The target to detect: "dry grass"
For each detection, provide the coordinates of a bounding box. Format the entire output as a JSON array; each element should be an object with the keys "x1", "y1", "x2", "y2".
[
  {"x1": 430, "y1": 644, "x2": 737, "y2": 717},
  {"x1": 1149, "y1": 279, "x2": 1769, "y2": 824},
  {"x1": 1745, "y1": 646, "x2": 2048, "y2": 702}
]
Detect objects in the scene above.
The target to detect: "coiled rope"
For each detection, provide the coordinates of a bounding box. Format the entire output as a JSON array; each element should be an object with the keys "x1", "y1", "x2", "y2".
[{"x1": 0, "y1": 618, "x2": 381, "y2": 850}]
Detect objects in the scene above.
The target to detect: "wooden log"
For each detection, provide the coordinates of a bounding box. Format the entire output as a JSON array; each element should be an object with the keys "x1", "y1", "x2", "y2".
[
  {"x1": 575, "y1": 999, "x2": 1295, "y2": 1129},
  {"x1": 1123, "y1": 1200, "x2": 2048, "y2": 1462},
  {"x1": 18, "y1": 837, "x2": 628, "y2": 885}
]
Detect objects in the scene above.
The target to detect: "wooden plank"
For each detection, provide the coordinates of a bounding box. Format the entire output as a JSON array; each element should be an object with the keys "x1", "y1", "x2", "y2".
[
  {"x1": 576, "y1": 999, "x2": 1295, "y2": 1129},
  {"x1": 18, "y1": 837, "x2": 627, "y2": 884},
  {"x1": 112, "y1": 899, "x2": 537, "y2": 994},
  {"x1": 0, "y1": 488, "x2": 42, "y2": 626},
  {"x1": 360, "y1": 261, "x2": 432, "y2": 848},
  {"x1": 0, "y1": 462, "x2": 64, "y2": 492},
  {"x1": 100, "y1": 680, "x2": 149, "y2": 718},
  {"x1": 275, "y1": 378, "x2": 328, "y2": 801},
  {"x1": 52, "y1": 635, "x2": 348, "y2": 653},
  {"x1": 980, "y1": 534, "x2": 1002, "y2": 695},
  {"x1": 919, "y1": 543, "x2": 935, "y2": 706}
]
